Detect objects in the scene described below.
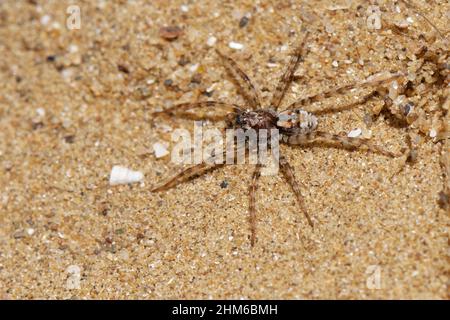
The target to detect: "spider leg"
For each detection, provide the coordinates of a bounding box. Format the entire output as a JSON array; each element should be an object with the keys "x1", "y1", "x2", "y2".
[
  {"x1": 215, "y1": 49, "x2": 262, "y2": 109},
  {"x1": 285, "y1": 131, "x2": 401, "y2": 158},
  {"x1": 439, "y1": 139, "x2": 450, "y2": 210},
  {"x1": 153, "y1": 101, "x2": 242, "y2": 119},
  {"x1": 151, "y1": 162, "x2": 224, "y2": 192},
  {"x1": 284, "y1": 71, "x2": 404, "y2": 112},
  {"x1": 279, "y1": 156, "x2": 314, "y2": 227},
  {"x1": 152, "y1": 142, "x2": 241, "y2": 192},
  {"x1": 310, "y1": 91, "x2": 378, "y2": 115},
  {"x1": 248, "y1": 163, "x2": 262, "y2": 246},
  {"x1": 398, "y1": 0, "x2": 445, "y2": 41},
  {"x1": 270, "y1": 32, "x2": 309, "y2": 110}
]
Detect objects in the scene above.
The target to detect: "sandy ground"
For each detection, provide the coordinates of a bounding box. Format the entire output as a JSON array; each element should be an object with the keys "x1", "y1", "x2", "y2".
[{"x1": 0, "y1": 0, "x2": 448, "y2": 299}]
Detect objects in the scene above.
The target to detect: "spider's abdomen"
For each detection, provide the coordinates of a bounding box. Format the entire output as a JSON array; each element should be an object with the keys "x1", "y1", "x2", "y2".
[
  {"x1": 277, "y1": 109, "x2": 318, "y2": 136},
  {"x1": 234, "y1": 109, "x2": 278, "y2": 131}
]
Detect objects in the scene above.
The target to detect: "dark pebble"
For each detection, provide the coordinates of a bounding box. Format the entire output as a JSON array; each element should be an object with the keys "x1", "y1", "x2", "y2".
[
  {"x1": 437, "y1": 191, "x2": 449, "y2": 210},
  {"x1": 239, "y1": 16, "x2": 249, "y2": 28},
  {"x1": 220, "y1": 180, "x2": 228, "y2": 189},
  {"x1": 178, "y1": 56, "x2": 190, "y2": 66},
  {"x1": 190, "y1": 73, "x2": 202, "y2": 84},
  {"x1": 117, "y1": 64, "x2": 130, "y2": 74},
  {"x1": 64, "y1": 135, "x2": 76, "y2": 143},
  {"x1": 159, "y1": 26, "x2": 183, "y2": 41}
]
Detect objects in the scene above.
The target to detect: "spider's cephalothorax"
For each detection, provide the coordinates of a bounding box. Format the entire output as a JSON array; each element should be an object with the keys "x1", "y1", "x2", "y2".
[{"x1": 153, "y1": 33, "x2": 401, "y2": 246}]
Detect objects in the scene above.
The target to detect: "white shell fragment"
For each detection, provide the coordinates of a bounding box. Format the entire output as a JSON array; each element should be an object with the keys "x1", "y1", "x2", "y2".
[
  {"x1": 389, "y1": 81, "x2": 399, "y2": 100},
  {"x1": 189, "y1": 63, "x2": 199, "y2": 72},
  {"x1": 207, "y1": 36, "x2": 217, "y2": 47},
  {"x1": 40, "y1": 15, "x2": 51, "y2": 25},
  {"x1": 153, "y1": 142, "x2": 169, "y2": 158},
  {"x1": 429, "y1": 129, "x2": 437, "y2": 138},
  {"x1": 36, "y1": 108, "x2": 46, "y2": 117},
  {"x1": 229, "y1": 41, "x2": 244, "y2": 50},
  {"x1": 348, "y1": 128, "x2": 362, "y2": 138},
  {"x1": 109, "y1": 166, "x2": 144, "y2": 186}
]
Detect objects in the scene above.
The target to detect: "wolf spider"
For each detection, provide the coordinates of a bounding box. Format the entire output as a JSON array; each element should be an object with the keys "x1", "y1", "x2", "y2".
[{"x1": 152, "y1": 32, "x2": 403, "y2": 246}]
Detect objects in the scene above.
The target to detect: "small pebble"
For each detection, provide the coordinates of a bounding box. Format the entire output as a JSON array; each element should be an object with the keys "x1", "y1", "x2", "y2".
[
  {"x1": 389, "y1": 81, "x2": 399, "y2": 100},
  {"x1": 36, "y1": 108, "x2": 46, "y2": 117},
  {"x1": 13, "y1": 230, "x2": 26, "y2": 239},
  {"x1": 136, "y1": 86, "x2": 151, "y2": 99},
  {"x1": 119, "y1": 249, "x2": 129, "y2": 260},
  {"x1": 395, "y1": 20, "x2": 409, "y2": 29},
  {"x1": 438, "y1": 191, "x2": 449, "y2": 210},
  {"x1": 229, "y1": 41, "x2": 244, "y2": 50},
  {"x1": 332, "y1": 60, "x2": 339, "y2": 67},
  {"x1": 64, "y1": 135, "x2": 75, "y2": 144},
  {"x1": 117, "y1": 64, "x2": 130, "y2": 74},
  {"x1": 325, "y1": 22, "x2": 334, "y2": 34},
  {"x1": 207, "y1": 36, "x2": 217, "y2": 47},
  {"x1": 153, "y1": 142, "x2": 169, "y2": 158},
  {"x1": 51, "y1": 22, "x2": 61, "y2": 30},
  {"x1": 203, "y1": 89, "x2": 214, "y2": 97},
  {"x1": 403, "y1": 101, "x2": 414, "y2": 116},
  {"x1": 180, "y1": 5, "x2": 189, "y2": 12},
  {"x1": 239, "y1": 16, "x2": 249, "y2": 28},
  {"x1": 362, "y1": 129, "x2": 372, "y2": 139},
  {"x1": 178, "y1": 56, "x2": 190, "y2": 66},
  {"x1": 363, "y1": 113, "x2": 373, "y2": 127},
  {"x1": 68, "y1": 44, "x2": 79, "y2": 53},
  {"x1": 394, "y1": 95, "x2": 407, "y2": 107},
  {"x1": 190, "y1": 73, "x2": 202, "y2": 84},
  {"x1": 159, "y1": 26, "x2": 183, "y2": 41},
  {"x1": 348, "y1": 128, "x2": 362, "y2": 138},
  {"x1": 220, "y1": 180, "x2": 228, "y2": 189},
  {"x1": 189, "y1": 63, "x2": 199, "y2": 72},
  {"x1": 40, "y1": 15, "x2": 51, "y2": 25},
  {"x1": 61, "y1": 68, "x2": 74, "y2": 80},
  {"x1": 429, "y1": 129, "x2": 437, "y2": 138},
  {"x1": 206, "y1": 84, "x2": 216, "y2": 94}
]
